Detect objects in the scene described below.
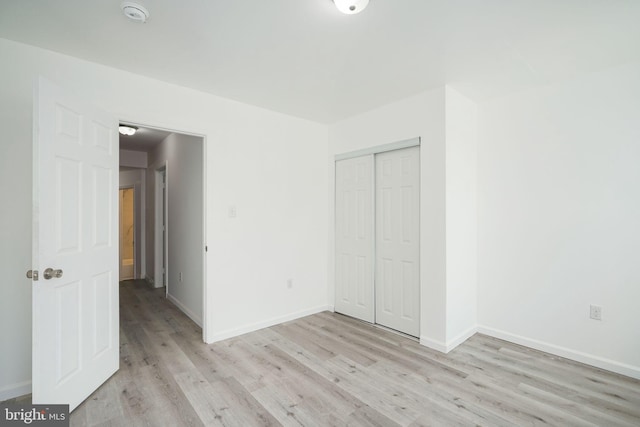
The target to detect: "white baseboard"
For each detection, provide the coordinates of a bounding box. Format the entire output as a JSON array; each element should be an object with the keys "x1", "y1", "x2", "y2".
[
  {"x1": 478, "y1": 325, "x2": 640, "y2": 380},
  {"x1": 420, "y1": 325, "x2": 478, "y2": 354},
  {"x1": 0, "y1": 381, "x2": 31, "y2": 402},
  {"x1": 445, "y1": 326, "x2": 478, "y2": 352},
  {"x1": 167, "y1": 293, "x2": 202, "y2": 328},
  {"x1": 206, "y1": 305, "x2": 332, "y2": 344},
  {"x1": 420, "y1": 336, "x2": 448, "y2": 353}
]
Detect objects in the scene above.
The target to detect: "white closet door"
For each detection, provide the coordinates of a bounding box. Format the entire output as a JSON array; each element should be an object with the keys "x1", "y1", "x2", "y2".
[
  {"x1": 335, "y1": 155, "x2": 374, "y2": 322},
  {"x1": 375, "y1": 146, "x2": 420, "y2": 336}
]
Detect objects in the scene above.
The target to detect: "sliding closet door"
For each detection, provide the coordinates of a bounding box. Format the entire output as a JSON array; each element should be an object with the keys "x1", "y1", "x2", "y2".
[
  {"x1": 375, "y1": 146, "x2": 420, "y2": 336},
  {"x1": 335, "y1": 155, "x2": 375, "y2": 323}
]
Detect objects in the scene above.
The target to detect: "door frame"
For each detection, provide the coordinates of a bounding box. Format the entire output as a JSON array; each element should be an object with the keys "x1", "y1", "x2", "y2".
[
  {"x1": 154, "y1": 165, "x2": 168, "y2": 290},
  {"x1": 334, "y1": 137, "x2": 421, "y2": 161},
  {"x1": 119, "y1": 119, "x2": 208, "y2": 343}
]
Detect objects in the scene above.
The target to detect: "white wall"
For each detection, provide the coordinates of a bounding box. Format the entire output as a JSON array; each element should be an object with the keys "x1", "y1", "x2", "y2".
[
  {"x1": 328, "y1": 87, "x2": 479, "y2": 351},
  {"x1": 477, "y1": 61, "x2": 640, "y2": 378},
  {"x1": 444, "y1": 87, "x2": 478, "y2": 347},
  {"x1": 0, "y1": 51, "x2": 32, "y2": 398},
  {"x1": 119, "y1": 168, "x2": 145, "y2": 279},
  {"x1": 120, "y1": 149, "x2": 148, "y2": 168},
  {"x1": 146, "y1": 133, "x2": 204, "y2": 326},
  {"x1": 328, "y1": 88, "x2": 449, "y2": 347},
  {"x1": 0, "y1": 37, "x2": 329, "y2": 398}
]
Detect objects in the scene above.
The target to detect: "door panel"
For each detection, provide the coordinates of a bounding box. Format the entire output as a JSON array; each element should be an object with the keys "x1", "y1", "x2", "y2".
[
  {"x1": 375, "y1": 146, "x2": 420, "y2": 336},
  {"x1": 32, "y1": 78, "x2": 119, "y2": 410},
  {"x1": 335, "y1": 155, "x2": 374, "y2": 322}
]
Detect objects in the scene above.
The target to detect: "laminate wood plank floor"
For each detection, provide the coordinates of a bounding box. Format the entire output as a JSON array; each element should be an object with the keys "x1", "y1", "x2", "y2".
[{"x1": 6, "y1": 279, "x2": 640, "y2": 426}]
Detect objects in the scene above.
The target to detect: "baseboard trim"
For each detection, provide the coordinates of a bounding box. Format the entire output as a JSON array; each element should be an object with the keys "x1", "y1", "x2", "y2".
[
  {"x1": 478, "y1": 325, "x2": 640, "y2": 380},
  {"x1": 167, "y1": 293, "x2": 202, "y2": 328},
  {"x1": 0, "y1": 381, "x2": 31, "y2": 402},
  {"x1": 445, "y1": 326, "x2": 479, "y2": 352},
  {"x1": 420, "y1": 325, "x2": 478, "y2": 354},
  {"x1": 419, "y1": 336, "x2": 448, "y2": 353},
  {"x1": 207, "y1": 305, "x2": 333, "y2": 344}
]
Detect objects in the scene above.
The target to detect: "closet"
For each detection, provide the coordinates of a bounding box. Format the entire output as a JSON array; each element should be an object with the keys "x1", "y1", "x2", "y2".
[{"x1": 335, "y1": 142, "x2": 420, "y2": 337}]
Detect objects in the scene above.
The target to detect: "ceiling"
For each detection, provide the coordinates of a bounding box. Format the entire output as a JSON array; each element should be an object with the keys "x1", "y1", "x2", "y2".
[
  {"x1": 119, "y1": 125, "x2": 171, "y2": 152},
  {"x1": 1, "y1": 1, "x2": 638, "y2": 123}
]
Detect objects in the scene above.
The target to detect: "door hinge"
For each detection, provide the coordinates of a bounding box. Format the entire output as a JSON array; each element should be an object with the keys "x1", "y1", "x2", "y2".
[
  {"x1": 205, "y1": 246, "x2": 208, "y2": 252},
  {"x1": 26, "y1": 269, "x2": 39, "y2": 281}
]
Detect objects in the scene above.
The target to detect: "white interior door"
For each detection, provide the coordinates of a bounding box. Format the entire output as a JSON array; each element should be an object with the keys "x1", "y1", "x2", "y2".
[
  {"x1": 32, "y1": 78, "x2": 119, "y2": 410},
  {"x1": 375, "y1": 146, "x2": 420, "y2": 337},
  {"x1": 335, "y1": 155, "x2": 374, "y2": 322}
]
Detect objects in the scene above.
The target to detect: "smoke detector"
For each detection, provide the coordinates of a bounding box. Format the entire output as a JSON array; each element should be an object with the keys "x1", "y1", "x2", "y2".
[
  {"x1": 333, "y1": 0, "x2": 369, "y2": 14},
  {"x1": 121, "y1": 2, "x2": 149, "y2": 23}
]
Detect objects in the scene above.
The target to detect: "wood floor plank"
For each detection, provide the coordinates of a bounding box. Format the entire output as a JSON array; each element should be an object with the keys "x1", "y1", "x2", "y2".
[
  {"x1": 453, "y1": 342, "x2": 640, "y2": 421},
  {"x1": 6, "y1": 280, "x2": 640, "y2": 427},
  {"x1": 467, "y1": 335, "x2": 640, "y2": 405},
  {"x1": 240, "y1": 333, "x2": 375, "y2": 423},
  {"x1": 278, "y1": 320, "x2": 378, "y2": 367},
  {"x1": 312, "y1": 314, "x2": 469, "y2": 380}
]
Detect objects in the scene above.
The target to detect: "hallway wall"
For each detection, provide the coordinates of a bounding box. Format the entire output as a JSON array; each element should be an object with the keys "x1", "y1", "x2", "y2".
[{"x1": 146, "y1": 133, "x2": 205, "y2": 326}]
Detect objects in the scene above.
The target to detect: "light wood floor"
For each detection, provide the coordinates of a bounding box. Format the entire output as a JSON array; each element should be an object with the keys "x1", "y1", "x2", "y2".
[{"x1": 8, "y1": 279, "x2": 640, "y2": 426}]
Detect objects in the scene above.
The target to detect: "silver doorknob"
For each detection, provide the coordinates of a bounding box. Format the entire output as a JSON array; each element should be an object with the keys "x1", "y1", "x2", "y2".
[
  {"x1": 43, "y1": 268, "x2": 63, "y2": 280},
  {"x1": 26, "y1": 269, "x2": 39, "y2": 281}
]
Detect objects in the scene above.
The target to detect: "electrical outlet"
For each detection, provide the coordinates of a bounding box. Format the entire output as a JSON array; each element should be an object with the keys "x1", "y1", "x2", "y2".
[
  {"x1": 590, "y1": 305, "x2": 602, "y2": 321},
  {"x1": 228, "y1": 206, "x2": 237, "y2": 218},
  {"x1": 287, "y1": 279, "x2": 293, "y2": 289}
]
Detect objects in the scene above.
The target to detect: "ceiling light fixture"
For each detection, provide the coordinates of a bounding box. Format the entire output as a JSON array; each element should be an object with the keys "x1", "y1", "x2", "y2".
[
  {"x1": 121, "y1": 2, "x2": 150, "y2": 23},
  {"x1": 333, "y1": 0, "x2": 369, "y2": 14},
  {"x1": 119, "y1": 125, "x2": 138, "y2": 136}
]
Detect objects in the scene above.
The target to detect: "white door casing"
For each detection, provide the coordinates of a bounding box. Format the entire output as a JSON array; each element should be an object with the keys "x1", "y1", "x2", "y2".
[
  {"x1": 375, "y1": 147, "x2": 420, "y2": 336},
  {"x1": 334, "y1": 155, "x2": 375, "y2": 322},
  {"x1": 32, "y1": 78, "x2": 119, "y2": 410}
]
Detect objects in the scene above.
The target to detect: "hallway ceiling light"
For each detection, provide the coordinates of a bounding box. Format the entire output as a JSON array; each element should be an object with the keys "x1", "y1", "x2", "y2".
[
  {"x1": 121, "y1": 2, "x2": 150, "y2": 23},
  {"x1": 119, "y1": 125, "x2": 138, "y2": 136},
  {"x1": 333, "y1": 0, "x2": 369, "y2": 14}
]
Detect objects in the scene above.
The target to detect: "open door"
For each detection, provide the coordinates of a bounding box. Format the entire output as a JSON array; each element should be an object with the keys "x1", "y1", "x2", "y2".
[{"x1": 31, "y1": 78, "x2": 119, "y2": 410}]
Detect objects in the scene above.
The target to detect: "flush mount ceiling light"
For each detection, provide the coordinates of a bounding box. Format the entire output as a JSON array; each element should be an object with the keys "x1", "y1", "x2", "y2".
[
  {"x1": 121, "y1": 2, "x2": 150, "y2": 23},
  {"x1": 333, "y1": 0, "x2": 369, "y2": 14},
  {"x1": 119, "y1": 125, "x2": 138, "y2": 136}
]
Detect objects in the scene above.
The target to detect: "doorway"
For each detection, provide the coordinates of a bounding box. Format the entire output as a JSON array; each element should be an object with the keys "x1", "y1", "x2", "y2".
[
  {"x1": 119, "y1": 124, "x2": 207, "y2": 333},
  {"x1": 119, "y1": 187, "x2": 135, "y2": 281}
]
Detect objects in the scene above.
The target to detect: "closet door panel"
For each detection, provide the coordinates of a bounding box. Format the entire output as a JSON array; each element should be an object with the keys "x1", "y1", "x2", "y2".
[
  {"x1": 375, "y1": 146, "x2": 420, "y2": 336},
  {"x1": 335, "y1": 155, "x2": 374, "y2": 322}
]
